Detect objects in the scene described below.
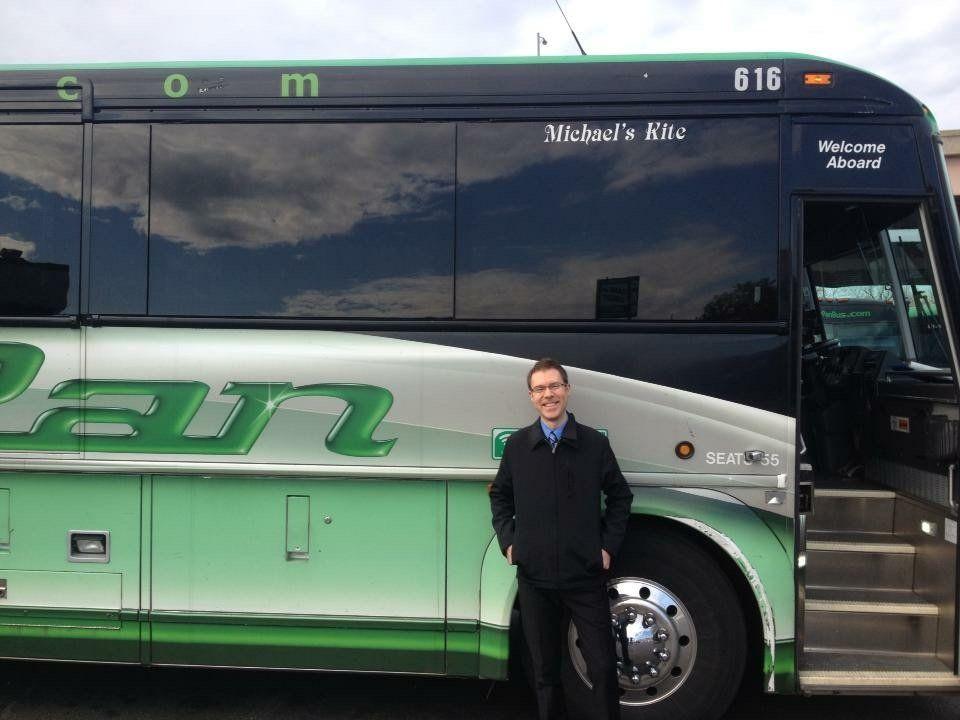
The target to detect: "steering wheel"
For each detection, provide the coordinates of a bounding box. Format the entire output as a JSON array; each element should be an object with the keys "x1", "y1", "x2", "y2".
[{"x1": 803, "y1": 337, "x2": 840, "y2": 355}]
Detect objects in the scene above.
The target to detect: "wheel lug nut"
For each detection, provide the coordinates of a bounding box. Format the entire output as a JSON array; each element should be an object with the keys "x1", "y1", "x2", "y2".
[
  {"x1": 655, "y1": 628, "x2": 669, "y2": 642},
  {"x1": 647, "y1": 665, "x2": 659, "y2": 678},
  {"x1": 611, "y1": 614, "x2": 620, "y2": 628},
  {"x1": 656, "y1": 648, "x2": 670, "y2": 661},
  {"x1": 642, "y1": 613, "x2": 656, "y2": 628},
  {"x1": 625, "y1": 610, "x2": 637, "y2": 624},
  {"x1": 630, "y1": 674, "x2": 642, "y2": 686}
]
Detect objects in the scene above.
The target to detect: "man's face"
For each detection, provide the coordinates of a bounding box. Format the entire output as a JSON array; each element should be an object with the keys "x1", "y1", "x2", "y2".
[{"x1": 528, "y1": 368, "x2": 570, "y2": 425}]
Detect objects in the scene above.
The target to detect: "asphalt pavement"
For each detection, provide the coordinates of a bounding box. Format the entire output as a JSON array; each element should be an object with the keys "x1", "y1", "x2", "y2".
[{"x1": 0, "y1": 661, "x2": 957, "y2": 720}]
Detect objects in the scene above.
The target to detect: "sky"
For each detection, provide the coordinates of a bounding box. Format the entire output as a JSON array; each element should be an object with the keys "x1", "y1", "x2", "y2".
[{"x1": 0, "y1": 0, "x2": 957, "y2": 127}]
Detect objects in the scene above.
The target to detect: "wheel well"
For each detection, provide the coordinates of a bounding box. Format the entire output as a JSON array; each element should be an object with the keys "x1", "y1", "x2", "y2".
[{"x1": 624, "y1": 515, "x2": 765, "y2": 693}]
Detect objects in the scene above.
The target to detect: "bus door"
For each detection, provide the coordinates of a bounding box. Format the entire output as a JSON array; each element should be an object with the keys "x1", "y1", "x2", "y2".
[
  {"x1": 798, "y1": 197, "x2": 960, "y2": 686},
  {"x1": 0, "y1": 88, "x2": 141, "y2": 662}
]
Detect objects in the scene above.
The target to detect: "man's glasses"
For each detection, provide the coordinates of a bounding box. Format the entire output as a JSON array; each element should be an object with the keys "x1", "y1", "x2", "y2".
[{"x1": 529, "y1": 382, "x2": 568, "y2": 396}]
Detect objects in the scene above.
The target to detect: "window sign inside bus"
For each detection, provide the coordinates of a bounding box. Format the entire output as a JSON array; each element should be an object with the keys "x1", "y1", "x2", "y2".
[
  {"x1": 791, "y1": 124, "x2": 922, "y2": 190},
  {"x1": 818, "y1": 297, "x2": 903, "y2": 355}
]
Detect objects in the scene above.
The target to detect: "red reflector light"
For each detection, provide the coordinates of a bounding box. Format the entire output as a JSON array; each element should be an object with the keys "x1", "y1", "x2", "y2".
[{"x1": 804, "y1": 73, "x2": 833, "y2": 86}]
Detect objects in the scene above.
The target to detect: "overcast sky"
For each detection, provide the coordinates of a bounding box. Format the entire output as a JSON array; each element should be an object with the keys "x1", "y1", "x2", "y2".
[{"x1": 0, "y1": 0, "x2": 957, "y2": 127}]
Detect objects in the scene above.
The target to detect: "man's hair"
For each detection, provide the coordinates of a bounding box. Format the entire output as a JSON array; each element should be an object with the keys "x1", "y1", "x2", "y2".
[{"x1": 527, "y1": 358, "x2": 568, "y2": 389}]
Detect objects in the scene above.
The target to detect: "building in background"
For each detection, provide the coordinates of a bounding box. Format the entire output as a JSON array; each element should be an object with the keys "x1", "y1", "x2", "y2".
[{"x1": 944, "y1": 129, "x2": 960, "y2": 213}]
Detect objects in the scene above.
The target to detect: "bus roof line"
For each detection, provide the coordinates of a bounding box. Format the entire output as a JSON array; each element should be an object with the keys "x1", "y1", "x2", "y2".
[{"x1": 0, "y1": 52, "x2": 836, "y2": 72}]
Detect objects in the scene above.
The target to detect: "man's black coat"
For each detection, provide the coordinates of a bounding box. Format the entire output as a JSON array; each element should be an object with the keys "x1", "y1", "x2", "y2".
[{"x1": 489, "y1": 413, "x2": 633, "y2": 589}]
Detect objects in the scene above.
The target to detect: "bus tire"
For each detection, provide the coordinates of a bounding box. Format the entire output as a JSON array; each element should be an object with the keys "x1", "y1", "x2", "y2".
[{"x1": 565, "y1": 529, "x2": 747, "y2": 720}]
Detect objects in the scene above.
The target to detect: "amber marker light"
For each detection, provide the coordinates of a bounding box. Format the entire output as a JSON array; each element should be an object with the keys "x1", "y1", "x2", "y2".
[
  {"x1": 675, "y1": 441, "x2": 695, "y2": 459},
  {"x1": 804, "y1": 73, "x2": 833, "y2": 86}
]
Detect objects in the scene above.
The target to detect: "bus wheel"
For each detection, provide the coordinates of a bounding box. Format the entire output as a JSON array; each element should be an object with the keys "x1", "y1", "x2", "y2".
[{"x1": 566, "y1": 532, "x2": 747, "y2": 720}]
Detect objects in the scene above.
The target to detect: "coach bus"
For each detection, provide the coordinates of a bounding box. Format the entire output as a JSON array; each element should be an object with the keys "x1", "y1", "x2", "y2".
[{"x1": 0, "y1": 53, "x2": 958, "y2": 719}]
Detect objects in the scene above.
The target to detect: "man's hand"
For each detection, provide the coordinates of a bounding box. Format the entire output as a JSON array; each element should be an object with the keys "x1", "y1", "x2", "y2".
[
  {"x1": 601, "y1": 549, "x2": 611, "y2": 570},
  {"x1": 506, "y1": 545, "x2": 514, "y2": 565}
]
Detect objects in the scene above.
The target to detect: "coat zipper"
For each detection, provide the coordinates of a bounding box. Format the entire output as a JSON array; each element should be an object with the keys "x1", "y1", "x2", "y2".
[{"x1": 554, "y1": 442, "x2": 560, "y2": 582}]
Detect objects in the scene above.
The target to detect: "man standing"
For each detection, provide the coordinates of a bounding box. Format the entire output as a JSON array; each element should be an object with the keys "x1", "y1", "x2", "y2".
[{"x1": 490, "y1": 358, "x2": 633, "y2": 720}]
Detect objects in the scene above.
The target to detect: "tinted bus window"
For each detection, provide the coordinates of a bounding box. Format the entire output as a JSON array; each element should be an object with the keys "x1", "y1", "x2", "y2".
[
  {"x1": 0, "y1": 125, "x2": 82, "y2": 315},
  {"x1": 90, "y1": 125, "x2": 150, "y2": 315},
  {"x1": 455, "y1": 118, "x2": 779, "y2": 320},
  {"x1": 148, "y1": 123, "x2": 455, "y2": 318}
]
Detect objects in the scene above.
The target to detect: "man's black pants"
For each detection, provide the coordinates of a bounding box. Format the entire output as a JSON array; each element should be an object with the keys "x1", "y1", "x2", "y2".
[{"x1": 518, "y1": 579, "x2": 620, "y2": 720}]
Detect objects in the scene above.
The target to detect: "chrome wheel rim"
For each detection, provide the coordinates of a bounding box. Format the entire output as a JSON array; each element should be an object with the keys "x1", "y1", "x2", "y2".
[{"x1": 568, "y1": 576, "x2": 698, "y2": 706}]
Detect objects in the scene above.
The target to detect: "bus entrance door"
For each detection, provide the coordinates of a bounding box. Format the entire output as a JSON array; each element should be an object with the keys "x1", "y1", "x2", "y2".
[{"x1": 798, "y1": 199, "x2": 960, "y2": 691}]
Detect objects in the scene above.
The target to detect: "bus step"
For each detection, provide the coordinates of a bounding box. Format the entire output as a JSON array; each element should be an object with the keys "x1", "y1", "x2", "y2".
[
  {"x1": 806, "y1": 488, "x2": 896, "y2": 534},
  {"x1": 800, "y1": 670, "x2": 960, "y2": 693},
  {"x1": 805, "y1": 531, "x2": 916, "y2": 590},
  {"x1": 800, "y1": 652, "x2": 959, "y2": 692},
  {"x1": 804, "y1": 588, "x2": 939, "y2": 655}
]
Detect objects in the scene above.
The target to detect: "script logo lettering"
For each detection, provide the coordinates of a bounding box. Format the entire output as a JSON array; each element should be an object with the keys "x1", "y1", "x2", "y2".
[{"x1": 0, "y1": 343, "x2": 395, "y2": 457}]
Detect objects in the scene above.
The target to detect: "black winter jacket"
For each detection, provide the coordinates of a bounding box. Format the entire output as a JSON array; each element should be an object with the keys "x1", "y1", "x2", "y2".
[{"x1": 489, "y1": 413, "x2": 633, "y2": 589}]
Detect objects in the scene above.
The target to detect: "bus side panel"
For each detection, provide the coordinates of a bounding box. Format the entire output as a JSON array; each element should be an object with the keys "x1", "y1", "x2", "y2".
[
  {"x1": 149, "y1": 475, "x2": 446, "y2": 672},
  {"x1": 0, "y1": 472, "x2": 141, "y2": 662},
  {"x1": 78, "y1": 326, "x2": 448, "y2": 671}
]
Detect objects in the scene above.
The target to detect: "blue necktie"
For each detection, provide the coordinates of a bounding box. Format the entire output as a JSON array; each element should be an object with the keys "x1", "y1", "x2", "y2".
[{"x1": 549, "y1": 431, "x2": 559, "y2": 451}]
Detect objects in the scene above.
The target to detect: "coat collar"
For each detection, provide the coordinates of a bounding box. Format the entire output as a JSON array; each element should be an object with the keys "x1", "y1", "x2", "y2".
[{"x1": 526, "y1": 412, "x2": 579, "y2": 449}]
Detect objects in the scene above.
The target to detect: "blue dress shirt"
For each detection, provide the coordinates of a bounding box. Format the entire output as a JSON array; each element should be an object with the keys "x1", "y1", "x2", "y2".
[{"x1": 540, "y1": 415, "x2": 568, "y2": 447}]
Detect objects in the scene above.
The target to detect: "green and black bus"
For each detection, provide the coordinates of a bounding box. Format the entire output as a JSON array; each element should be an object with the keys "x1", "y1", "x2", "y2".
[{"x1": 0, "y1": 53, "x2": 958, "y2": 719}]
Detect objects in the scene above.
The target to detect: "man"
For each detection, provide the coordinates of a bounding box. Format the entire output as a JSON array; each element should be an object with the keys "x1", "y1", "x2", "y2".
[{"x1": 490, "y1": 358, "x2": 633, "y2": 720}]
